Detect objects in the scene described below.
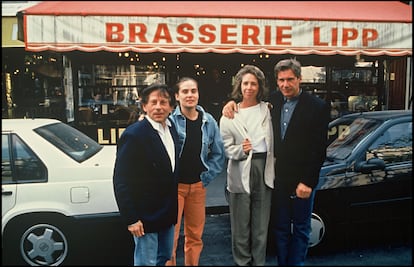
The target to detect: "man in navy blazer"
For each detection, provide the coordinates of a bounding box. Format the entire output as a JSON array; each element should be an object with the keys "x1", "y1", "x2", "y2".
[
  {"x1": 113, "y1": 83, "x2": 180, "y2": 266},
  {"x1": 269, "y1": 59, "x2": 330, "y2": 266}
]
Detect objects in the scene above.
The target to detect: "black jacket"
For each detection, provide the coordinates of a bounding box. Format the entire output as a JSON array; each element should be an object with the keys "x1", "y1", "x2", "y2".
[
  {"x1": 113, "y1": 117, "x2": 180, "y2": 233},
  {"x1": 270, "y1": 90, "x2": 330, "y2": 192}
]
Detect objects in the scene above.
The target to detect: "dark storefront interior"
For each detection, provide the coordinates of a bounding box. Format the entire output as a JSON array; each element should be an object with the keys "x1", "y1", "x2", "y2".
[
  {"x1": 3, "y1": 49, "x2": 65, "y2": 121},
  {"x1": 2, "y1": 48, "x2": 394, "y2": 143},
  {"x1": 3, "y1": 50, "x2": 387, "y2": 122},
  {"x1": 3, "y1": 1, "x2": 410, "y2": 143}
]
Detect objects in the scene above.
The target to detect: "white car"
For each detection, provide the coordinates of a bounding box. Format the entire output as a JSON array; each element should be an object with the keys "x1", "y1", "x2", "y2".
[{"x1": 2, "y1": 118, "x2": 122, "y2": 266}]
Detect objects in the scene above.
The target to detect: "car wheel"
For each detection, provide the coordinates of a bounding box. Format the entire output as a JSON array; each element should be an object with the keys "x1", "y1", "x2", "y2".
[
  {"x1": 21, "y1": 223, "x2": 69, "y2": 266},
  {"x1": 308, "y1": 212, "x2": 326, "y2": 248},
  {"x1": 3, "y1": 215, "x2": 72, "y2": 266}
]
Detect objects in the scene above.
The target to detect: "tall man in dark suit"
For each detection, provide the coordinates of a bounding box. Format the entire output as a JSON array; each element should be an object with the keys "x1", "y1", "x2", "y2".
[
  {"x1": 269, "y1": 59, "x2": 329, "y2": 266},
  {"x1": 113, "y1": 83, "x2": 180, "y2": 266},
  {"x1": 222, "y1": 58, "x2": 330, "y2": 266}
]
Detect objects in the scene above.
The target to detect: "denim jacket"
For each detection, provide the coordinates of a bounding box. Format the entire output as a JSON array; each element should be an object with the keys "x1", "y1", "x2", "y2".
[{"x1": 170, "y1": 105, "x2": 225, "y2": 187}]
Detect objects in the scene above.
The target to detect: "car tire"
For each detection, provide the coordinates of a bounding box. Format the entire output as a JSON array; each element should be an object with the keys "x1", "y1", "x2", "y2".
[{"x1": 3, "y1": 214, "x2": 74, "y2": 266}]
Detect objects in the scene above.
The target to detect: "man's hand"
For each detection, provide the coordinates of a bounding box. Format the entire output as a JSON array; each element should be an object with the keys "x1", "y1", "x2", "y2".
[
  {"x1": 295, "y1": 182, "x2": 312, "y2": 199},
  {"x1": 222, "y1": 100, "x2": 238, "y2": 119},
  {"x1": 128, "y1": 220, "x2": 145, "y2": 237}
]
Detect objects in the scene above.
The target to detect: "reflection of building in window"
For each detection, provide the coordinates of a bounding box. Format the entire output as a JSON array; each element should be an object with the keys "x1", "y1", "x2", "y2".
[
  {"x1": 144, "y1": 73, "x2": 160, "y2": 84},
  {"x1": 348, "y1": 95, "x2": 378, "y2": 112},
  {"x1": 367, "y1": 122, "x2": 413, "y2": 163},
  {"x1": 301, "y1": 66, "x2": 326, "y2": 83},
  {"x1": 12, "y1": 135, "x2": 47, "y2": 181},
  {"x1": 2, "y1": 135, "x2": 12, "y2": 183},
  {"x1": 76, "y1": 66, "x2": 165, "y2": 127},
  {"x1": 368, "y1": 147, "x2": 412, "y2": 163},
  {"x1": 332, "y1": 69, "x2": 373, "y2": 83},
  {"x1": 78, "y1": 107, "x2": 94, "y2": 125}
]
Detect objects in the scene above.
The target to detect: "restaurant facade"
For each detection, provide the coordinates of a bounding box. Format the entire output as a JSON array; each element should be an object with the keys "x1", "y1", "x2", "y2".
[{"x1": 3, "y1": 1, "x2": 412, "y2": 144}]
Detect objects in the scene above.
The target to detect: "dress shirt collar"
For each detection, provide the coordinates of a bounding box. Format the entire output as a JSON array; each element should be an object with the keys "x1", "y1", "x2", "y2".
[
  {"x1": 283, "y1": 89, "x2": 302, "y2": 103},
  {"x1": 145, "y1": 115, "x2": 172, "y2": 131}
]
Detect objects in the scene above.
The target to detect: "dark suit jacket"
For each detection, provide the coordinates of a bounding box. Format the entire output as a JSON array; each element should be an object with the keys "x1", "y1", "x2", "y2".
[
  {"x1": 270, "y1": 90, "x2": 330, "y2": 192},
  {"x1": 113, "y1": 117, "x2": 179, "y2": 233}
]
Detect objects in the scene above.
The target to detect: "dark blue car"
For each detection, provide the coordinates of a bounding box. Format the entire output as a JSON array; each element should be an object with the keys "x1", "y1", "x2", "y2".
[{"x1": 309, "y1": 110, "x2": 412, "y2": 250}]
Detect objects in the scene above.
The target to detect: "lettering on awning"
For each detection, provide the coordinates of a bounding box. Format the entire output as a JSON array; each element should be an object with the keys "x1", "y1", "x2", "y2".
[{"x1": 22, "y1": 16, "x2": 412, "y2": 56}]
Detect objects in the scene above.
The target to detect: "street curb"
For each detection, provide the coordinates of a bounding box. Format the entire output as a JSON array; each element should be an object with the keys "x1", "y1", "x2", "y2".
[{"x1": 206, "y1": 205, "x2": 229, "y2": 215}]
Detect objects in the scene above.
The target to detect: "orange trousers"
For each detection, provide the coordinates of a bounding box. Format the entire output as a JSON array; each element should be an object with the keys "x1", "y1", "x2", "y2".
[{"x1": 166, "y1": 181, "x2": 206, "y2": 266}]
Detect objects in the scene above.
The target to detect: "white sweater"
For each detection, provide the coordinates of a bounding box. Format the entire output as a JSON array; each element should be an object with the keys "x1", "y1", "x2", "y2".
[{"x1": 219, "y1": 101, "x2": 275, "y2": 194}]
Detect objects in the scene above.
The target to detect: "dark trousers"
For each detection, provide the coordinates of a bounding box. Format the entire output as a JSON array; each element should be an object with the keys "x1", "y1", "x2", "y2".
[{"x1": 271, "y1": 186, "x2": 315, "y2": 266}]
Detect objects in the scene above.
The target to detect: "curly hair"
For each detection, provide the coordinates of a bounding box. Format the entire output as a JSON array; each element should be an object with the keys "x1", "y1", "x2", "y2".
[{"x1": 230, "y1": 65, "x2": 268, "y2": 102}]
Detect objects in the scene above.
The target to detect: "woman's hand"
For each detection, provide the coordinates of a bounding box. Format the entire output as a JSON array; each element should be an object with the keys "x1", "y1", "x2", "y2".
[{"x1": 242, "y1": 138, "x2": 252, "y2": 155}]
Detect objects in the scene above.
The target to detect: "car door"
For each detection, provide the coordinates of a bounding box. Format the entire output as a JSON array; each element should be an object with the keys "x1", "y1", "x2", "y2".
[
  {"x1": 2, "y1": 134, "x2": 16, "y2": 217},
  {"x1": 347, "y1": 120, "x2": 412, "y2": 224},
  {"x1": 2, "y1": 133, "x2": 48, "y2": 219}
]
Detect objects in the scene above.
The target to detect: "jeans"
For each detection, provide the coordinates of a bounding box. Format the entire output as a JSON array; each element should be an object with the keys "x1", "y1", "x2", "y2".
[
  {"x1": 133, "y1": 224, "x2": 174, "y2": 266},
  {"x1": 271, "y1": 187, "x2": 315, "y2": 266}
]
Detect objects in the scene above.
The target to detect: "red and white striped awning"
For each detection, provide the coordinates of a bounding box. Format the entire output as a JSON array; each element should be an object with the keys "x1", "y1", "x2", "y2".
[{"x1": 17, "y1": 1, "x2": 412, "y2": 56}]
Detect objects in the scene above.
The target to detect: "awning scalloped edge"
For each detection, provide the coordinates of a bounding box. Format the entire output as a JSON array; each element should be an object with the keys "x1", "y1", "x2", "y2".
[{"x1": 25, "y1": 45, "x2": 412, "y2": 57}]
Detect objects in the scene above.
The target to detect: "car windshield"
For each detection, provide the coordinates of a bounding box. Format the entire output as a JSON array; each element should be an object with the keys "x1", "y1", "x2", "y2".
[
  {"x1": 34, "y1": 122, "x2": 103, "y2": 162},
  {"x1": 326, "y1": 117, "x2": 381, "y2": 160}
]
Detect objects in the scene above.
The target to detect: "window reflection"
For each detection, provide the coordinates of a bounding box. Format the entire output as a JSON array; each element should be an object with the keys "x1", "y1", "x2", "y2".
[
  {"x1": 77, "y1": 65, "x2": 165, "y2": 126},
  {"x1": 368, "y1": 122, "x2": 413, "y2": 164}
]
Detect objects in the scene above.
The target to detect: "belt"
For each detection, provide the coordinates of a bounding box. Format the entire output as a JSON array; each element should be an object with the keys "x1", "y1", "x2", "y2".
[{"x1": 252, "y1": 152, "x2": 267, "y2": 159}]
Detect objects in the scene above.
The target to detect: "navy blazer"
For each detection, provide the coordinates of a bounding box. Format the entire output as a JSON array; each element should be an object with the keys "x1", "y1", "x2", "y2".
[
  {"x1": 270, "y1": 90, "x2": 330, "y2": 192},
  {"x1": 113, "y1": 117, "x2": 180, "y2": 233}
]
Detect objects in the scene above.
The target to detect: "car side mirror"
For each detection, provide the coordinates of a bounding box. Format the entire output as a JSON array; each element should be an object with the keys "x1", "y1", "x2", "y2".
[{"x1": 354, "y1": 158, "x2": 386, "y2": 174}]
